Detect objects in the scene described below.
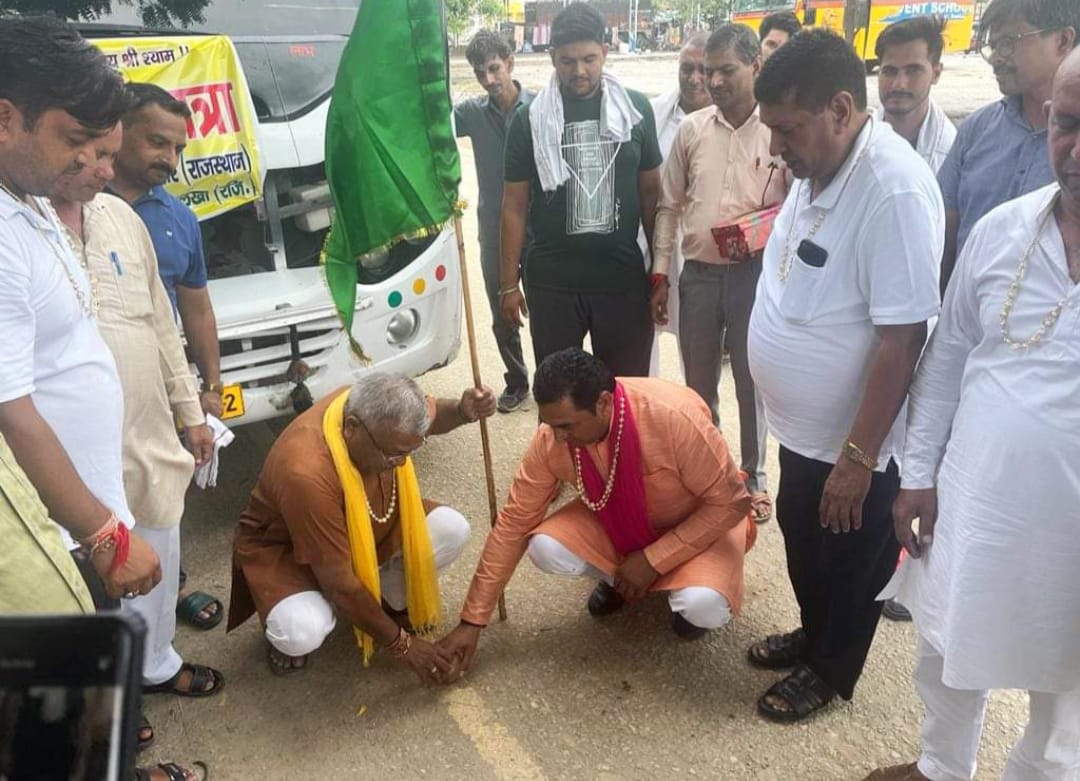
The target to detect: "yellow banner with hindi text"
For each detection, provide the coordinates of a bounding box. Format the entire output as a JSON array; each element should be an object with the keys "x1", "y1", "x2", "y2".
[{"x1": 95, "y1": 35, "x2": 263, "y2": 221}]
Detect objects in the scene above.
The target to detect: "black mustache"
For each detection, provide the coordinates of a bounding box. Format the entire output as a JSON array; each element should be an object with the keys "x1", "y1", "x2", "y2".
[{"x1": 885, "y1": 92, "x2": 915, "y2": 100}]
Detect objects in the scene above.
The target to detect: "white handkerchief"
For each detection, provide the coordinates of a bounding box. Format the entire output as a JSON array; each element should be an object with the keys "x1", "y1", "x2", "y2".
[
  {"x1": 877, "y1": 555, "x2": 913, "y2": 601},
  {"x1": 876, "y1": 548, "x2": 930, "y2": 616},
  {"x1": 194, "y1": 414, "x2": 235, "y2": 489}
]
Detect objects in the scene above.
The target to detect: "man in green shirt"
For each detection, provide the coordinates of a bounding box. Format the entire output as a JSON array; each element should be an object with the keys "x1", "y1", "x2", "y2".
[{"x1": 499, "y1": 2, "x2": 662, "y2": 377}]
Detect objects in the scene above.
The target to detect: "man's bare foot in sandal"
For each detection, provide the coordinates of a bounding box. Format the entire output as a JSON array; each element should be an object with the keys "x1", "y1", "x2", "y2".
[
  {"x1": 750, "y1": 492, "x2": 773, "y2": 524},
  {"x1": 143, "y1": 662, "x2": 224, "y2": 697},
  {"x1": 135, "y1": 760, "x2": 209, "y2": 781},
  {"x1": 176, "y1": 568, "x2": 223, "y2": 631},
  {"x1": 137, "y1": 714, "x2": 154, "y2": 752},
  {"x1": 266, "y1": 644, "x2": 308, "y2": 676}
]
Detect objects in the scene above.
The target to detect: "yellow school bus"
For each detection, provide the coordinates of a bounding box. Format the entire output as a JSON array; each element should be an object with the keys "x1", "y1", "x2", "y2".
[{"x1": 732, "y1": 0, "x2": 976, "y2": 66}]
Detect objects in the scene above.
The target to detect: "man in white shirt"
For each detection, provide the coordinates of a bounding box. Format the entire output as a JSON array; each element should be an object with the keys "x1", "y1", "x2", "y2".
[
  {"x1": 0, "y1": 16, "x2": 161, "y2": 603},
  {"x1": 0, "y1": 18, "x2": 210, "y2": 781},
  {"x1": 874, "y1": 15, "x2": 959, "y2": 624},
  {"x1": 865, "y1": 47, "x2": 1080, "y2": 781},
  {"x1": 51, "y1": 130, "x2": 225, "y2": 706},
  {"x1": 874, "y1": 16, "x2": 957, "y2": 175},
  {"x1": 643, "y1": 32, "x2": 710, "y2": 376},
  {"x1": 746, "y1": 29, "x2": 943, "y2": 723},
  {"x1": 653, "y1": 24, "x2": 787, "y2": 525}
]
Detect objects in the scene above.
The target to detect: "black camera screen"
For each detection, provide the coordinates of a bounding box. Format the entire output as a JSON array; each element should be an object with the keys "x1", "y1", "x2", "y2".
[{"x1": 0, "y1": 684, "x2": 123, "y2": 781}]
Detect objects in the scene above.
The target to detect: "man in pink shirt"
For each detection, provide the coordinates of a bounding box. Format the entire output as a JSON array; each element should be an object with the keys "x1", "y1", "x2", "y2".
[{"x1": 440, "y1": 348, "x2": 754, "y2": 670}]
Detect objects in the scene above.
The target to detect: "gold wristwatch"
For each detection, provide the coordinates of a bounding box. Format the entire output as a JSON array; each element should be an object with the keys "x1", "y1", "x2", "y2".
[
  {"x1": 842, "y1": 440, "x2": 877, "y2": 471},
  {"x1": 201, "y1": 381, "x2": 224, "y2": 395}
]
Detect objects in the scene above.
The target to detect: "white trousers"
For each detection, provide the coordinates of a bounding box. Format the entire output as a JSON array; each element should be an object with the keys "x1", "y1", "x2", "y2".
[
  {"x1": 525, "y1": 533, "x2": 732, "y2": 629},
  {"x1": 915, "y1": 637, "x2": 1080, "y2": 781},
  {"x1": 265, "y1": 506, "x2": 470, "y2": 657},
  {"x1": 124, "y1": 524, "x2": 183, "y2": 685}
]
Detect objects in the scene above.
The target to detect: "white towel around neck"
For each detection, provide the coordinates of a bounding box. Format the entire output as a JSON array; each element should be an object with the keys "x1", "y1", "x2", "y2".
[{"x1": 529, "y1": 71, "x2": 643, "y2": 193}]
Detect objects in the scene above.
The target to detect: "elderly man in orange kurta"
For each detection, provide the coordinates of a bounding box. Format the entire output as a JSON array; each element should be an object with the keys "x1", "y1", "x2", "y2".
[{"x1": 441, "y1": 348, "x2": 755, "y2": 669}]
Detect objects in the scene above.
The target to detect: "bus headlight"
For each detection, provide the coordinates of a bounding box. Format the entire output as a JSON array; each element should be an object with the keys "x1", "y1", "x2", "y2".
[
  {"x1": 360, "y1": 247, "x2": 390, "y2": 269},
  {"x1": 386, "y1": 309, "x2": 420, "y2": 346}
]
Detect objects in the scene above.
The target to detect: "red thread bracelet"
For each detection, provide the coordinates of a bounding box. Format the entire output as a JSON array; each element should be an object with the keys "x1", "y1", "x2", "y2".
[
  {"x1": 107, "y1": 522, "x2": 131, "y2": 575},
  {"x1": 649, "y1": 273, "x2": 668, "y2": 291}
]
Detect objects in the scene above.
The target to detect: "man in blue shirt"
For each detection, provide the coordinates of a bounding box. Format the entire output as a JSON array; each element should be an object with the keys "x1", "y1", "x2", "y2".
[
  {"x1": 112, "y1": 83, "x2": 223, "y2": 420},
  {"x1": 938, "y1": 0, "x2": 1079, "y2": 290},
  {"x1": 112, "y1": 83, "x2": 224, "y2": 632},
  {"x1": 455, "y1": 31, "x2": 535, "y2": 413}
]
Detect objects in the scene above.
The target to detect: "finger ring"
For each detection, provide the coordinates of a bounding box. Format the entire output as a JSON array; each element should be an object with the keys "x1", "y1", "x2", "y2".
[
  {"x1": 123, "y1": 591, "x2": 137, "y2": 599},
  {"x1": 430, "y1": 666, "x2": 438, "y2": 674}
]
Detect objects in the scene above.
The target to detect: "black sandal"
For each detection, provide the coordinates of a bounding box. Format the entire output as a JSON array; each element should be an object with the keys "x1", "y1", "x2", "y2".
[
  {"x1": 757, "y1": 664, "x2": 837, "y2": 723},
  {"x1": 747, "y1": 628, "x2": 806, "y2": 670},
  {"x1": 134, "y1": 761, "x2": 209, "y2": 781},
  {"x1": 144, "y1": 663, "x2": 224, "y2": 697}
]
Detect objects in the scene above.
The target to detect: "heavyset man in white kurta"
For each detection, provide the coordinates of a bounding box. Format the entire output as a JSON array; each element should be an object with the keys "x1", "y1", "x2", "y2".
[{"x1": 867, "y1": 46, "x2": 1080, "y2": 781}]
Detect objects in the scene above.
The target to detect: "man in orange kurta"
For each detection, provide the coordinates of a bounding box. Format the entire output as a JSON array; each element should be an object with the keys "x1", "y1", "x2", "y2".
[{"x1": 441, "y1": 348, "x2": 754, "y2": 669}]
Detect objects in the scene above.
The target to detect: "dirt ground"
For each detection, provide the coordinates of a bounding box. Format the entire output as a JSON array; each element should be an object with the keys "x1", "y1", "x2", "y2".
[{"x1": 146, "y1": 53, "x2": 1031, "y2": 780}]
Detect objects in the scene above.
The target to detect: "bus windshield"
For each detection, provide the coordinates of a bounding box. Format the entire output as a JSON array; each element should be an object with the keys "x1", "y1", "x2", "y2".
[{"x1": 732, "y1": 0, "x2": 796, "y2": 13}]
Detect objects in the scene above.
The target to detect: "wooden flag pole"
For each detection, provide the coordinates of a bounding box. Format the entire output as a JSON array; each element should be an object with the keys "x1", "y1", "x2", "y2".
[{"x1": 453, "y1": 215, "x2": 508, "y2": 622}]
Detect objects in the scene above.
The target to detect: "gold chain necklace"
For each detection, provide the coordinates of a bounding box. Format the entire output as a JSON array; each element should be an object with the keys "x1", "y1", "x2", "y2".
[
  {"x1": 571, "y1": 393, "x2": 626, "y2": 513},
  {"x1": 364, "y1": 472, "x2": 397, "y2": 524},
  {"x1": 999, "y1": 193, "x2": 1070, "y2": 350},
  {"x1": 0, "y1": 180, "x2": 22, "y2": 203}
]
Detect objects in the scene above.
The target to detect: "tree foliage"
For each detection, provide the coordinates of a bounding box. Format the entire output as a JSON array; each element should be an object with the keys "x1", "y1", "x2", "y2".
[
  {"x1": 446, "y1": 0, "x2": 504, "y2": 41},
  {"x1": 653, "y1": 0, "x2": 729, "y2": 27},
  {"x1": 3, "y1": 0, "x2": 210, "y2": 27}
]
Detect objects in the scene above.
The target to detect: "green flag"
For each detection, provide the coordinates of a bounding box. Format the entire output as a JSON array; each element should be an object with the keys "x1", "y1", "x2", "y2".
[{"x1": 322, "y1": 0, "x2": 461, "y2": 351}]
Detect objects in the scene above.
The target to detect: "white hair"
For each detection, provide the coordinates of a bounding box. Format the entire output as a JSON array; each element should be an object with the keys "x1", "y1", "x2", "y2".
[{"x1": 344, "y1": 372, "x2": 429, "y2": 436}]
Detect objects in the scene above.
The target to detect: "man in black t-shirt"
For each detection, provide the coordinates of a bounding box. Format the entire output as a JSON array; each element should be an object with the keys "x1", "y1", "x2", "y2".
[{"x1": 498, "y1": 2, "x2": 662, "y2": 377}]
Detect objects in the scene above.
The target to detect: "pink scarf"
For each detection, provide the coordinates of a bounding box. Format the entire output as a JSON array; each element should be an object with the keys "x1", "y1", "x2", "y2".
[{"x1": 573, "y1": 382, "x2": 657, "y2": 557}]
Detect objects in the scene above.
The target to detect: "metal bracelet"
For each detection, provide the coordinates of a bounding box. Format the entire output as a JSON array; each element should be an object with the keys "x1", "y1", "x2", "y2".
[
  {"x1": 386, "y1": 626, "x2": 412, "y2": 658},
  {"x1": 843, "y1": 440, "x2": 877, "y2": 471}
]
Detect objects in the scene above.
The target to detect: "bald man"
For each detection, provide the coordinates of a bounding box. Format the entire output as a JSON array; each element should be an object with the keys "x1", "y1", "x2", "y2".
[{"x1": 864, "y1": 47, "x2": 1080, "y2": 781}]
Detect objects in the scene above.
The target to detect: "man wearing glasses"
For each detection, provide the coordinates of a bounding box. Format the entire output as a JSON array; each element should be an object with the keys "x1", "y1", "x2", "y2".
[
  {"x1": 226, "y1": 374, "x2": 494, "y2": 682},
  {"x1": 938, "y1": 0, "x2": 1079, "y2": 290}
]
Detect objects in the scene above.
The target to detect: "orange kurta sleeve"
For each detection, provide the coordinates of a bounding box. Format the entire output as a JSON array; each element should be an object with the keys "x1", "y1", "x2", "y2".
[
  {"x1": 460, "y1": 429, "x2": 561, "y2": 625},
  {"x1": 642, "y1": 410, "x2": 751, "y2": 576}
]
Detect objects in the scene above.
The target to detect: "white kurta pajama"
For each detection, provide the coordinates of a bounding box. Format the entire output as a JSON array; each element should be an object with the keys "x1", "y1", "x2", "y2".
[
  {"x1": 895, "y1": 184, "x2": 1080, "y2": 780},
  {"x1": 643, "y1": 88, "x2": 687, "y2": 376}
]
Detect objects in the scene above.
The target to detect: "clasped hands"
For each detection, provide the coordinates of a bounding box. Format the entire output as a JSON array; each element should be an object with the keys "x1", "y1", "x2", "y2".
[{"x1": 418, "y1": 552, "x2": 659, "y2": 687}]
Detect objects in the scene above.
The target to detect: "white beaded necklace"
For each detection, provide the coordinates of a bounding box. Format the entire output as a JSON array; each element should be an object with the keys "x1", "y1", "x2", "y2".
[
  {"x1": 364, "y1": 472, "x2": 397, "y2": 524},
  {"x1": 999, "y1": 193, "x2": 1070, "y2": 350},
  {"x1": 778, "y1": 119, "x2": 874, "y2": 283},
  {"x1": 571, "y1": 393, "x2": 626, "y2": 513},
  {"x1": 0, "y1": 182, "x2": 97, "y2": 318}
]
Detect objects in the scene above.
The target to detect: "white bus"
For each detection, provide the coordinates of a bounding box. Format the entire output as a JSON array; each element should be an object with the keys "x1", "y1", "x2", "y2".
[{"x1": 79, "y1": 0, "x2": 461, "y2": 425}]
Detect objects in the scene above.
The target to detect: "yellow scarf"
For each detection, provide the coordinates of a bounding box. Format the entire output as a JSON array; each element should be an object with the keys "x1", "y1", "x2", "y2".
[{"x1": 322, "y1": 390, "x2": 442, "y2": 665}]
